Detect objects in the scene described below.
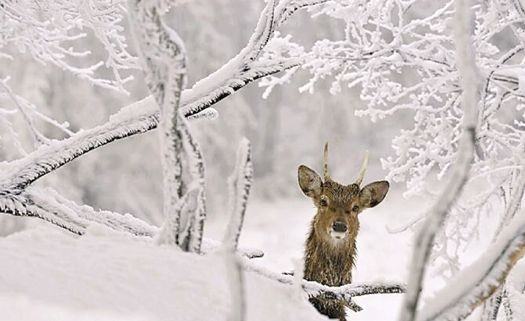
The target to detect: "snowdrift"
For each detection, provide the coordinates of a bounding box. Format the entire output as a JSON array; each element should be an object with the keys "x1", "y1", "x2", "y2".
[{"x1": 0, "y1": 225, "x2": 324, "y2": 321}]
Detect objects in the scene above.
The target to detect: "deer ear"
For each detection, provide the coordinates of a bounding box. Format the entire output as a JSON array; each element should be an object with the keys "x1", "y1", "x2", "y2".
[
  {"x1": 359, "y1": 181, "x2": 389, "y2": 208},
  {"x1": 298, "y1": 165, "x2": 322, "y2": 198}
]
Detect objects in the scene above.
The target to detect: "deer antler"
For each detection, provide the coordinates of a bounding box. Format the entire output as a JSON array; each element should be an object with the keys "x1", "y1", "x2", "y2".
[
  {"x1": 354, "y1": 150, "x2": 369, "y2": 186},
  {"x1": 323, "y1": 142, "x2": 330, "y2": 182}
]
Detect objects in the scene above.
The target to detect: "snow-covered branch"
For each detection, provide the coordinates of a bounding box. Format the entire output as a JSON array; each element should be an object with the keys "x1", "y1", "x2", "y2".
[
  {"x1": 222, "y1": 139, "x2": 253, "y2": 321},
  {"x1": 398, "y1": 0, "x2": 480, "y2": 320},
  {"x1": 0, "y1": 186, "x2": 264, "y2": 258},
  {"x1": 178, "y1": 114, "x2": 207, "y2": 253},
  {"x1": 0, "y1": 0, "x2": 317, "y2": 194},
  {"x1": 242, "y1": 258, "x2": 406, "y2": 312},
  {"x1": 0, "y1": 0, "x2": 138, "y2": 92},
  {"x1": 0, "y1": 187, "x2": 154, "y2": 236},
  {"x1": 129, "y1": 0, "x2": 190, "y2": 252},
  {"x1": 0, "y1": 100, "x2": 159, "y2": 195},
  {"x1": 223, "y1": 138, "x2": 253, "y2": 251},
  {"x1": 416, "y1": 210, "x2": 525, "y2": 321}
]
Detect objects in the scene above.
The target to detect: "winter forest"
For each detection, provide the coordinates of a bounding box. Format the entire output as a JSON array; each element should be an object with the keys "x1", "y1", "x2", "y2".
[{"x1": 1, "y1": 0, "x2": 525, "y2": 320}]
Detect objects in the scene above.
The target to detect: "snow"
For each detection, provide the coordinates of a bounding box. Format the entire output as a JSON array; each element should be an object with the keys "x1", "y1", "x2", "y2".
[
  {"x1": 0, "y1": 225, "x2": 324, "y2": 321},
  {"x1": 416, "y1": 210, "x2": 525, "y2": 321},
  {"x1": 228, "y1": 191, "x2": 417, "y2": 320},
  {"x1": 0, "y1": 187, "x2": 419, "y2": 321}
]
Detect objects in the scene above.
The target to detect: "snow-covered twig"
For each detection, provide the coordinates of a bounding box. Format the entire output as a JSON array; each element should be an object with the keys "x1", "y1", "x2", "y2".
[
  {"x1": 224, "y1": 252, "x2": 246, "y2": 321},
  {"x1": 242, "y1": 258, "x2": 406, "y2": 312},
  {"x1": 495, "y1": 165, "x2": 525, "y2": 236},
  {"x1": 480, "y1": 287, "x2": 503, "y2": 321},
  {"x1": 416, "y1": 210, "x2": 525, "y2": 321},
  {"x1": 223, "y1": 138, "x2": 253, "y2": 250},
  {"x1": 1, "y1": 0, "x2": 137, "y2": 92},
  {"x1": 0, "y1": 78, "x2": 49, "y2": 148},
  {"x1": 179, "y1": 113, "x2": 207, "y2": 253},
  {"x1": 0, "y1": 100, "x2": 159, "y2": 194},
  {"x1": 398, "y1": 0, "x2": 480, "y2": 320},
  {"x1": 501, "y1": 289, "x2": 514, "y2": 321},
  {"x1": 129, "y1": 0, "x2": 188, "y2": 251},
  {"x1": 156, "y1": 186, "x2": 197, "y2": 246},
  {"x1": 225, "y1": 252, "x2": 246, "y2": 321},
  {"x1": 222, "y1": 139, "x2": 253, "y2": 321},
  {"x1": 0, "y1": 187, "x2": 264, "y2": 258},
  {"x1": 0, "y1": 0, "x2": 313, "y2": 195}
]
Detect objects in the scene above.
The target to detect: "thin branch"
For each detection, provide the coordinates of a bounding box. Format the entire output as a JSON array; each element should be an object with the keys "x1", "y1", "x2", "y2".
[
  {"x1": 242, "y1": 258, "x2": 406, "y2": 308},
  {"x1": 0, "y1": 2, "x2": 307, "y2": 193},
  {"x1": 416, "y1": 210, "x2": 525, "y2": 321},
  {"x1": 0, "y1": 187, "x2": 264, "y2": 258},
  {"x1": 398, "y1": 0, "x2": 480, "y2": 319},
  {"x1": 0, "y1": 78, "x2": 49, "y2": 147},
  {"x1": 222, "y1": 139, "x2": 253, "y2": 321},
  {"x1": 179, "y1": 112, "x2": 207, "y2": 253},
  {"x1": 480, "y1": 287, "x2": 503, "y2": 321},
  {"x1": 223, "y1": 138, "x2": 253, "y2": 250},
  {"x1": 129, "y1": 0, "x2": 188, "y2": 251}
]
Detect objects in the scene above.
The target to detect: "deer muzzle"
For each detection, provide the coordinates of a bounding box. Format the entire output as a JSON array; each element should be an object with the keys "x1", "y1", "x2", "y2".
[{"x1": 330, "y1": 220, "x2": 348, "y2": 240}]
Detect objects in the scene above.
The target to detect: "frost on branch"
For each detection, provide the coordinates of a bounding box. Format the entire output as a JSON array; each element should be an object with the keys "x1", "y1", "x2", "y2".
[
  {"x1": 179, "y1": 113, "x2": 207, "y2": 253},
  {"x1": 222, "y1": 138, "x2": 253, "y2": 321},
  {"x1": 242, "y1": 257, "x2": 406, "y2": 312},
  {"x1": 0, "y1": 0, "x2": 138, "y2": 91},
  {"x1": 156, "y1": 186, "x2": 196, "y2": 246},
  {"x1": 0, "y1": 185, "x2": 265, "y2": 258},
  {"x1": 261, "y1": 0, "x2": 525, "y2": 213},
  {"x1": 398, "y1": 0, "x2": 480, "y2": 320},
  {"x1": 416, "y1": 210, "x2": 525, "y2": 321},
  {"x1": 0, "y1": 98, "x2": 159, "y2": 195},
  {"x1": 0, "y1": 0, "x2": 324, "y2": 196},
  {"x1": 129, "y1": 0, "x2": 194, "y2": 251},
  {"x1": 223, "y1": 138, "x2": 254, "y2": 251}
]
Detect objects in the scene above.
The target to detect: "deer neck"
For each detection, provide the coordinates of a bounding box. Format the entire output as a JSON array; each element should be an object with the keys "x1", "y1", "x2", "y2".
[{"x1": 304, "y1": 219, "x2": 358, "y2": 286}]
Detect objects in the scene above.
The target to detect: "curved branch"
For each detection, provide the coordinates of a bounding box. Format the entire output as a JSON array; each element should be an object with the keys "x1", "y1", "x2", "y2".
[
  {"x1": 0, "y1": 105, "x2": 159, "y2": 194},
  {"x1": 0, "y1": 0, "x2": 308, "y2": 193},
  {"x1": 0, "y1": 187, "x2": 264, "y2": 258},
  {"x1": 416, "y1": 210, "x2": 525, "y2": 321},
  {"x1": 242, "y1": 258, "x2": 406, "y2": 309},
  {"x1": 398, "y1": 0, "x2": 480, "y2": 319}
]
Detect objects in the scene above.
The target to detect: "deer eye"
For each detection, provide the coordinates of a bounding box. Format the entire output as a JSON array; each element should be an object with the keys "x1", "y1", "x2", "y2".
[
  {"x1": 319, "y1": 196, "x2": 329, "y2": 207},
  {"x1": 352, "y1": 205, "x2": 359, "y2": 212}
]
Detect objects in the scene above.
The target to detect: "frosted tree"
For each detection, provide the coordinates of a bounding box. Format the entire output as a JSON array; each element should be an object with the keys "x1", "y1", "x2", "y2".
[
  {"x1": 0, "y1": 0, "x2": 407, "y2": 317},
  {"x1": 257, "y1": 0, "x2": 525, "y2": 319},
  {"x1": 4, "y1": 0, "x2": 524, "y2": 319}
]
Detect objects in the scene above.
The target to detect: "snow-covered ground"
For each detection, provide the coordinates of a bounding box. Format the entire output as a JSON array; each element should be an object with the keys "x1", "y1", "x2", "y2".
[
  {"x1": 0, "y1": 224, "x2": 325, "y2": 321},
  {"x1": 4, "y1": 187, "x2": 508, "y2": 321},
  {"x1": 0, "y1": 187, "x2": 422, "y2": 321},
  {"x1": 206, "y1": 187, "x2": 429, "y2": 320},
  {"x1": 235, "y1": 190, "x2": 420, "y2": 321}
]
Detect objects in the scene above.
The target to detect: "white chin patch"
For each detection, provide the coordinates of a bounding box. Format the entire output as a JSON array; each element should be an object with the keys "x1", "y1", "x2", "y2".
[{"x1": 330, "y1": 231, "x2": 346, "y2": 241}]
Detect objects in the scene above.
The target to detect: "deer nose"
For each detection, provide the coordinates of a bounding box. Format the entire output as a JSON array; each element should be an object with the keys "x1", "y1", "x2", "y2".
[{"x1": 332, "y1": 221, "x2": 347, "y2": 233}]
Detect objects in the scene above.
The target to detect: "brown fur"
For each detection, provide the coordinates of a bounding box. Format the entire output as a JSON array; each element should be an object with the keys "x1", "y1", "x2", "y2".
[{"x1": 298, "y1": 161, "x2": 389, "y2": 321}]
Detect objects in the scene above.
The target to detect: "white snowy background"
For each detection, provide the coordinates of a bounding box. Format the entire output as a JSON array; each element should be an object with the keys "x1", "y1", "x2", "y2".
[{"x1": 0, "y1": 0, "x2": 524, "y2": 320}]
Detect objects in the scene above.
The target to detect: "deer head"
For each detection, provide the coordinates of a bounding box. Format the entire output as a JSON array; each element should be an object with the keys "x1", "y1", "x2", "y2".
[{"x1": 298, "y1": 143, "x2": 389, "y2": 244}]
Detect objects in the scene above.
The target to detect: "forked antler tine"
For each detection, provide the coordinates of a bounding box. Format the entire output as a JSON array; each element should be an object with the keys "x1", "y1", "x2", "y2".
[
  {"x1": 354, "y1": 150, "x2": 369, "y2": 186},
  {"x1": 323, "y1": 142, "x2": 330, "y2": 181}
]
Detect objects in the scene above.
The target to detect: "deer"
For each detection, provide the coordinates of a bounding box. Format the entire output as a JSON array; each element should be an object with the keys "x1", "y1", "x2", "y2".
[{"x1": 298, "y1": 143, "x2": 389, "y2": 321}]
